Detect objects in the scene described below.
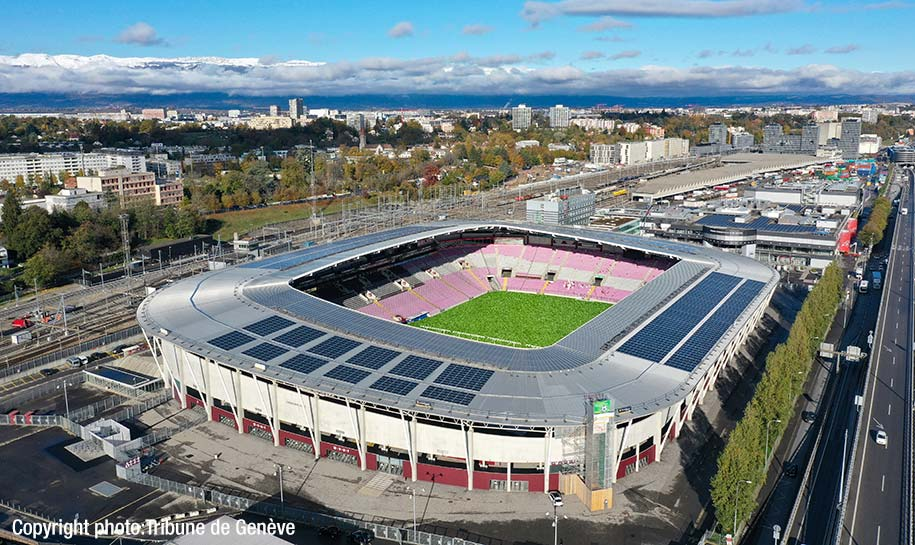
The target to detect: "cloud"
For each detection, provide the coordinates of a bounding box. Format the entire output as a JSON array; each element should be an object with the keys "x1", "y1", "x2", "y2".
[
  {"x1": 787, "y1": 44, "x2": 817, "y2": 55},
  {"x1": 610, "y1": 49, "x2": 641, "y2": 60},
  {"x1": 115, "y1": 22, "x2": 167, "y2": 46},
  {"x1": 578, "y1": 16, "x2": 632, "y2": 31},
  {"x1": 580, "y1": 50, "x2": 605, "y2": 59},
  {"x1": 527, "y1": 50, "x2": 556, "y2": 61},
  {"x1": 595, "y1": 35, "x2": 625, "y2": 42},
  {"x1": 387, "y1": 21, "x2": 414, "y2": 38},
  {"x1": 825, "y1": 43, "x2": 860, "y2": 54},
  {"x1": 3, "y1": 53, "x2": 915, "y2": 98},
  {"x1": 522, "y1": 0, "x2": 807, "y2": 24},
  {"x1": 731, "y1": 49, "x2": 755, "y2": 57},
  {"x1": 462, "y1": 24, "x2": 494, "y2": 35},
  {"x1": 697, "y1": 49, "x2": 717, "y2": 58}
]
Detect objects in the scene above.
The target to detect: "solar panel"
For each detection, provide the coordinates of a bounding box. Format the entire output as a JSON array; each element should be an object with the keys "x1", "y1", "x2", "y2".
[
  {"x1": 279, "y1": 353, "x2": 328, "y2": 375},
  {"x1": 309, "y1": 336, "x2": 361, "y2": 358},
  {"x1": 370, "y1": 376, "x2": 418, "y2": 396},
  {"x1": 274, "y1": 325, "x2": 325, "y2": 348},
  {"x1": 208, "y1": 331, "x2": 255, "y2": 350},
  {"x1": 242, "y1": 343, "x2": 288, "y2": 362},
  {"x1": 348, "y1": 346, "x2": 401, "y2": 370},
  {"x1": 243, "y1": 316, "x2": 295, "y2": 336},
  {"x1": 420, "y1": 385, "x2": 475, "y2": 406},
  {"x1": 664, "y1": 280, "x2": 765, "y2": 372},
  {"x1": 389, "y1": 355, "x2": 443, "y2": 380},
  {"x1": 324, "y1": 365, "x2": 370, "y2": 384},
  {"x1": 434, "y1": 364, "x2": 494, "y2": 391},
  {"x1": 618, "y1": 272, "x2": 741, "y2": 362}
]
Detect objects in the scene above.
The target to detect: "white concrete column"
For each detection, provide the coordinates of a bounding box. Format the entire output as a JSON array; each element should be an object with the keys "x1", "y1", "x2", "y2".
[
  {"x1": 296, "y1": 388, "x2": 320, "y2": 460},
  {"x1": 346, "y1": 400, "x2": 366, "y2": 471},
  {"x1": 543, "y1": 427, "x2": 554, "y2": 492},
  {"x1": 400, "y1": 410, "x2": 418, "y2": 482},
  {"x1": 311, "y1": 394, "x2": 321, "y2": 458},
  {"x1": 252, "y1": 378, "x2": 279, "y2": 446},
  {"x1": 612, "y1": 420, "x2": 631, "y2": 484},
  {"x1": 464, "y1": 422, "x2": 474, "y2": 491},
  {"x1": 358, "y1": 405, "x2": 368, "y2": 471},
  {"x1": 270, "y1": 381, "x2": 281, "y2": 447},
  {"x1": 233, "y1": 369, "x2": 244, "y2": 434},
  {"x1": 173, "y1": 345, "x2": 188, "y2": 409},
  {"x1": 183, "y1": 352, "x2": 211, "y2": 417},
  {"x1": 215, "y1": 365, "x2": 241, "y2": 426},
  {"x1": 507, "y1": 462, "x2": 512, "y2": 492}
]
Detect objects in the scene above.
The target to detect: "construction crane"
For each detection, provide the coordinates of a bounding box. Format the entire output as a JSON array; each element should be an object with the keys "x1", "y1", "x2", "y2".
[{"x1": 502, "y1": 99, "x2": 512, "y2": 111}]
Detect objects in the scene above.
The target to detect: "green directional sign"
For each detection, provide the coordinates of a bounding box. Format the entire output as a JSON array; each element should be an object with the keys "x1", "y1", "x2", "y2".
[{"x1": 593, "y1": 399, "x2": 613, "y2": 415}]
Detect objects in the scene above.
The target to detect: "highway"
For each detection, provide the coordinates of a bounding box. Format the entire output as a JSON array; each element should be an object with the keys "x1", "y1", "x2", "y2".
[
  {"x1": 840, "y1": 166, "x2": 913, "y2": 545},
  {"x1": 789, "y1": 169, "x2": 908, "y2": 545}
]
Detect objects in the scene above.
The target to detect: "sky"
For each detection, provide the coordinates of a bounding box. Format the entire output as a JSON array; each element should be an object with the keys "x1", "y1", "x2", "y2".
[{"x1": 0, "y1": 0, "x2": 914, "y2": 98}]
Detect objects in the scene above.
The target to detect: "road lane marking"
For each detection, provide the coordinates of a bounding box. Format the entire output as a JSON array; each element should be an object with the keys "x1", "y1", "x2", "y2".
[
  {"x1": 882, "y1": 474, "x2": 886, "y2": 492},
  {"x1": 888, "y1": 404, "x2": 892, "y2": 416},
  {"x1": 876, "y1": 525, "x2": 881, "y2": 545},
  {"x1": 891, "y1": 378, "x2": 894, "y2": 388}
]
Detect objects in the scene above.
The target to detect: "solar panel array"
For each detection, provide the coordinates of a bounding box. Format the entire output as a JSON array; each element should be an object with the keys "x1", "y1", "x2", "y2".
[
  {"x1": 324, "y1": 365, "x2": 370, "y2": 384},
  {"x1": 309, "y1": 336, "x2": 361, "y2": 358},
  {"x1": 242, "y1": 343, "x2": 288, "y2": 362},
  {"x1": 434, "y1": 364, "x2": 494, "y2": 391},
  {"x1": 243, "y1": 315, "x2": 295, "y2": 336},
  {"x1": 421, "y1": 385, "x2": 475, "y2": 406},
  {"x1": 618, "y1": 273, "x2": 741, "y2": 362},
  {"x1": 697, "y1": 215, "x2": 818, "y2": 234},
  {"x1": 208, "y1": 331, "x2": 255, "y2": 350},
  {"x1": 390, "y1": 355, "x2": 444, "y2": 380},
  {"x1": 274, "y1": 325, "x2": 325, "y2": 348},
  {"x1": 348, "y1": 346, "x2": 401, "y2": 370},
  {"x1": 664, "y1": 280, "x2": 765, "y2": 372},
  {"x1": 370, "y1": 376, "x2": 419, "y2": 396},
  {"x1": 279, "y1": 353, "x2": 329, "y2": 375}
]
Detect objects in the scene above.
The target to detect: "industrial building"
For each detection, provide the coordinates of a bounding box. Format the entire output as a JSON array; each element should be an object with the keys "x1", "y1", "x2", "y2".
[{"x1": 525, "y1": 187, "x2": 596, "y2": 225}]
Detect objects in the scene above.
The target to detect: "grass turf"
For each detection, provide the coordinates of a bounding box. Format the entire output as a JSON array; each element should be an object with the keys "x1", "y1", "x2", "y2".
[{"x1": 410, "y1": 290, "x2": 610, "y2": 348}]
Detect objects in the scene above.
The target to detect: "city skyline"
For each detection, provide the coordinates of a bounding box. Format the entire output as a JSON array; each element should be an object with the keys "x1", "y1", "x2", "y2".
[{"x1": 0, "y1": 0, "x2": 914, "y2": 99}]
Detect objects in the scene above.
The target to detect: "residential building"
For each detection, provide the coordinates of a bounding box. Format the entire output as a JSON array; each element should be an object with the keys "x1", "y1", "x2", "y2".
[
  {"x1": 812, "y1": 108, "x2": 838, "y2": 122},
  {"x1": 818, "y1": 122, "x2": 842, "y2": 146},
  {"x1": 571, "y1": 118, "x2": 615, "y2": 131},
  {"x1": 589, "y1": 143, "x2": 617, "y2": 164},
  {"x1": 858, "y1": 134, "x2": 883, "y2": 155},
  {"x1": 227, "y1": 109, "x2": 241, "y2": 118},
  {"x1": 526, "y1": 187, "x2": 595, "y2": 225},
  {"x1": 618, "y1": 141, "x2": 648, "y2": 165},
  {"x1": 44, "y1": 187, "x2": 107, "y2": 213},
  {"x1": 288, "y1": 98, "x2": 304, "y2": 119},
  {"x1": 148, "y1": 154, "x2": 183, "y2": 178},
  {"x1": 154, "y1": 179, "x2": 185, "y2": 206},
  {"x1": 141, "y1": 108, "x2": 166, "y2": 120},
  {"x1": 861, "y1": 109, "x2": 878, "y2": 124},
  {"x1": 708, "y1": 123, "x2": 728, "y2": 145},
  {"x1": 0, "y1": 150, "x2": 145, "y2": 183},
  {"x1": 269, "y1": 105, "x2": 279, "y2": 116},
  {"x1": 548, "y1": 105, "x2": 570, "y2": 128},
  {"x1": 511, "y1": 104, "x2": 532, "y2": 130},
  {"x1": 514, "y1": 139, "x2": 540, "y2": 149},
  {"x1": 762, "y1": 124, "x2": 784, "y2": 152},
  {"x1": 75, "y1": 167, "x2": 157, "y2": 207},
  {"x1": 245, "y1": 116, "x2": 295, "y2": 130},
  {"x1": 839, "y1": 118, "x2": 862, "y2": 160},
  {"x1": 800, "y1": 123, "x2": 819, "y2": 154}
]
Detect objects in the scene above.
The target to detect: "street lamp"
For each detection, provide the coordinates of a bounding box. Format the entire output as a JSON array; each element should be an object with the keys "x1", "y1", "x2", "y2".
[
  {"x1": 734, "y1": 479, "x2": 752, "y2": 536},
  {"x1": 406, "y1": 486, "x2": 423, "y2": 535},
  {"x1": 273, "y1": 463, "x2": 284, "y2": 506},
  {"x1": 763, "y1": 419, "x2": 782, "y2": 471}
]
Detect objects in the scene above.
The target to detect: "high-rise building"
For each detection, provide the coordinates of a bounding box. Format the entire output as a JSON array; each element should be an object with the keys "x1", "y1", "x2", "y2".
[
  {"x1": 817, "y1": 122, "x2": 842, "y2": 146},
  {"x1": 858, "y1": 134, "x2": 883, "y2": 155},
  {"x1": 762, "y1": 124, "x2": 784, "y2": 153},
  {"x1": 732, "y1": 132, "x2": 755, "y2": 149},
  {"x1": 800, "y1": 123, "x2": 819, "y2": 154},
  {"x1": 288, "y1": 98, "x2": 304, "y2": 119},
  {"x1": 861, "y1": 109, "x2": 878, "y2": 124},
  {"x1": 708, "y1": 123, "x2": 728, "y2": 145},
  {"x1": 548, "y1": 104, "x2": 570, "y2": 128},
  {"x1": 526, "y1": 187, "x2": 595, "y2": 225},
  {"x1": 839, "y1": 118, "x2": 862, "y2": 160},
  {"x1": 269, "y1": 105, "x2": 279, "y2": 116},
  {"x1": 589, "y1": 143, "x2": 617, "y2": 165},
  {"x1": 511, "y1": 104, "x2": 532, "y2": 130}
]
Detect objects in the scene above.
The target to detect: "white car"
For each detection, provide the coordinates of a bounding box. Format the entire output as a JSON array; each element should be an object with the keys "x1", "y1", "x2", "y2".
[
  {"x1": 875, "y1": 430, "x2": 888, "y2": 446},
  {"x1": 547, "y1": 490, "x2": 563, "y2": 507}
]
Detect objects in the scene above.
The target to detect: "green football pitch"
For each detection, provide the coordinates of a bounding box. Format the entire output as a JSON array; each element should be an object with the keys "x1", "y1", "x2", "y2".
[{"x1": 410, "y1": 290, "x2": 610, "y2": 348}]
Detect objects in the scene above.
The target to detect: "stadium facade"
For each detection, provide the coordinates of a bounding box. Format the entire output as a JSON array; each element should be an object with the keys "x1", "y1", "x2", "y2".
[{"x1": 137, "y1": 222, "x2": 777, "y2": 510}]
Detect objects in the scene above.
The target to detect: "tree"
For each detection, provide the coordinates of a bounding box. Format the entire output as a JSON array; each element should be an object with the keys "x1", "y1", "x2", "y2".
[
  {"x1": 22, "y1": 246, "x2": 66, "y2": 288},
  {"x1": 1, "y1": 189, "x2": 22, "y2": 239},
  {"x1": 9, "y1": 207, "x2": 54, "y2": 260}
]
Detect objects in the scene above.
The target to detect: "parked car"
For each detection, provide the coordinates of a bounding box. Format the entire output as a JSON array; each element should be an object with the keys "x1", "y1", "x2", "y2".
[
  {"x1": 66, "y1": 355, "x2": 88, "y2": 368},
  {"x1": 548, "y1": 489, "x2": 563, "y2": 507},
  {"x1": 109, "y1": 345, "x2": 129, "y2": 357},
  {"x1": 784, "y1": 463, "x2": 798, "y2": 478},
  {"x1": 88, "y1": 352, "x2": 108, "y2": 362},
  {"x1": 40, "y1": 368, "x2": 58, "y2": 377},
  {"x1": 318, "y1": 526, "x2": 341, "y2": 539},
  {"x1": 348, "y1": 530, "x2": 374, "y2": 544},
  {"x1": 801, "y1": 411, "x2": 816, "y2": 423}
]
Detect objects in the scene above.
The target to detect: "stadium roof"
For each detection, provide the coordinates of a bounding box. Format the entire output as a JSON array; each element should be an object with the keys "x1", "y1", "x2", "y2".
[{"x1": 138, "y1": 222, "x2": 777, "y2": 427}]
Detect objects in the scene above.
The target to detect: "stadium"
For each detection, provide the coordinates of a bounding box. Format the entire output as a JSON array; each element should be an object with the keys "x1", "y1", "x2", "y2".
[{"x1": 137, "y1": 221, "x2": 777, "y2": 509}]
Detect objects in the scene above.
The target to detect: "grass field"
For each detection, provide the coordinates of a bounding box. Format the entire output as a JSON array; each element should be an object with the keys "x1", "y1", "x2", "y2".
[
  {"x1": 206, "y1": 197, "x2": 370, "y2": 239},
  {"x1": 411, "y1": 291, "x2": 610, "y2": 348}
]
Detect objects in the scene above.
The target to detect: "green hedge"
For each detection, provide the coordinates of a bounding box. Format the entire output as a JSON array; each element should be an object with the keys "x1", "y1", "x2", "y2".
[
  {"x1": 711, "y1": 262, "x2": 844, "y2": 534},
  {"x1": 858, "y1": 197, "x2": 891, "y2": 248}
]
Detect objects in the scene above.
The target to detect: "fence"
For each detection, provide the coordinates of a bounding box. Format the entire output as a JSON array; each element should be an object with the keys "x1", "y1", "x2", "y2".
[
  {"x1": 0, "y1": 326, "x2": 143, "y2": 381},
  {"x1": 118, "y1": 466, "x2": 482, "y2": 545}
]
